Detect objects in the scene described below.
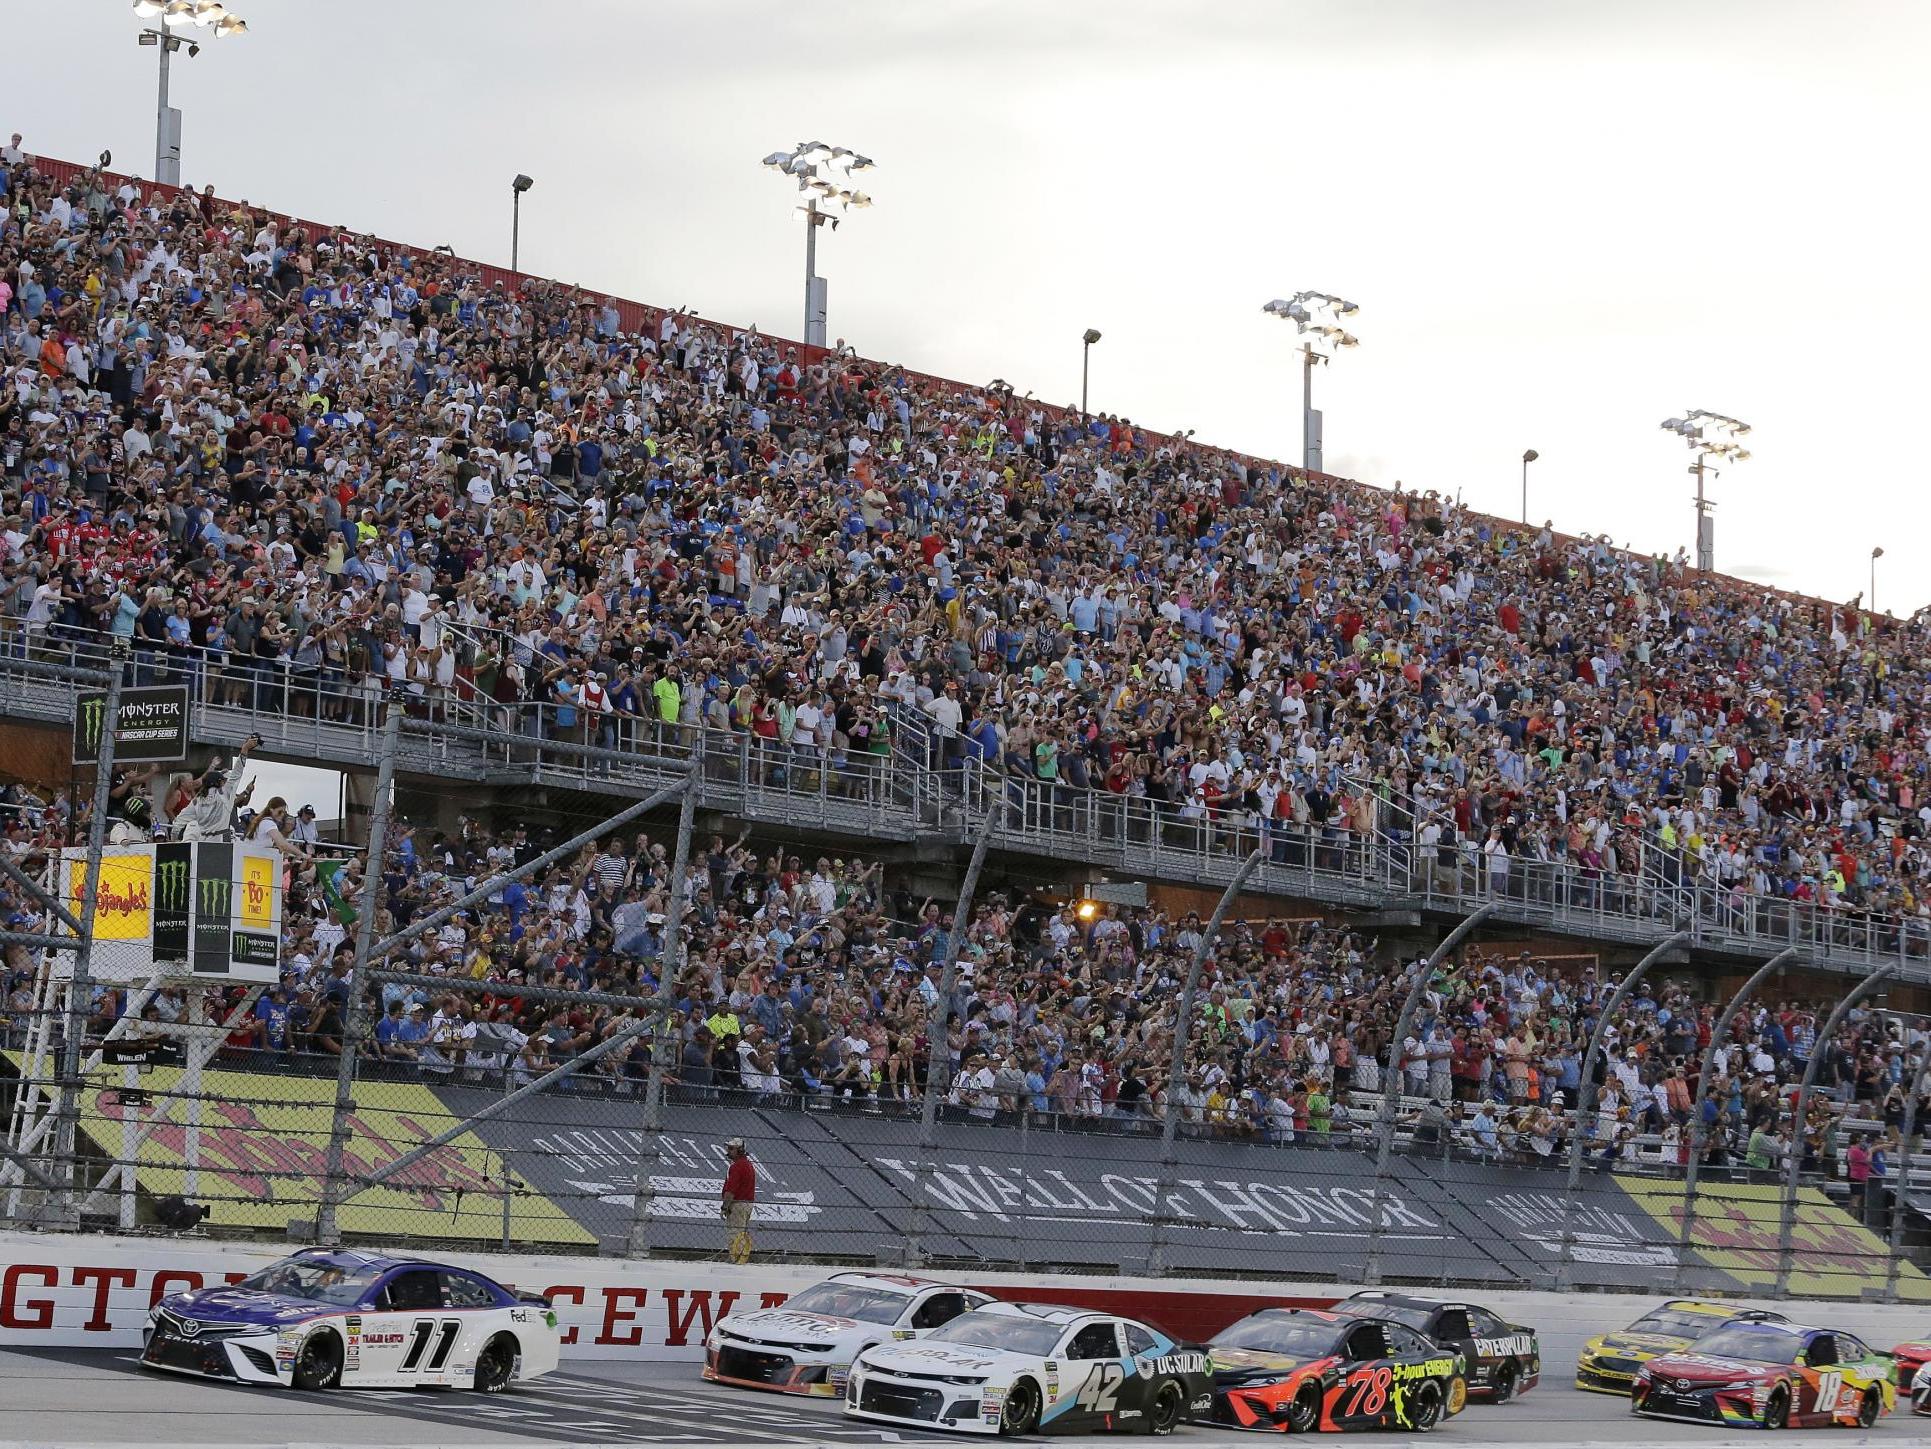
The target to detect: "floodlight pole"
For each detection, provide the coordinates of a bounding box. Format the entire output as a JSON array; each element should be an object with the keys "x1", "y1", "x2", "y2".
[
  {"x1": 1301, "y1": 342, "x2": 1317, "y2": 472},
  {"x1": 1693, "y1": 454, "x2": 1715, "y2": 572},
  {"x1": 51, "y1": 649, "x2": 126, "y2": 1227},
  {"x1": 151, "y1": 30, "x2": 178, "y2": 187}
]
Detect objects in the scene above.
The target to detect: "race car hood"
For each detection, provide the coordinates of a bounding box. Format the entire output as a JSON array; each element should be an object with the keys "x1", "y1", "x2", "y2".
[
  {"x1": 858, "y1": 1340, "x2": 1025, "y2": 1378},
  {"x1": 159, "y1": 1287, "x2": 337, "y2": 1327},
  {"x1": 1207, "y1": 1346, "x2": 1325, "y2": 1383},
  {"x1": 718, "y1": 1308, "x2": 871, "y2": 1342},
  {"x1": 1645, "y1": 1352, "x2": 1780, "y2": 1386},
  {"x1": 1894, "y1": 1340, "x2": 1931, "y2": 1364},
  {"x1": 1587, "y1": 1330, "x2": 1693, "y2": 1358}
]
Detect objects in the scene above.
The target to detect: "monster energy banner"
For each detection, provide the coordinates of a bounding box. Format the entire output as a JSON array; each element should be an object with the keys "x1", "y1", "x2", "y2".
[
  {"x1": 151, "y1": 842, "x2": 192, "y2": 964},
  {"x1": 429, "y1": 1087, "x2": 1931, "y2": 1296},
  {"x1": 192, "y1": 843, "x2": 234, "y2": 977},
  {"x1": 72, "y1": 685, "x2": 191, "y2": 765}
]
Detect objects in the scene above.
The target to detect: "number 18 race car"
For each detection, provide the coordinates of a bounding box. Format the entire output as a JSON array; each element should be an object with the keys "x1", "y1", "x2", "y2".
[
  {"x1": 1340, "y1": 1292, "x2": 1539, "y2": 1402},
  {"x1": 1205, "y1": 1307, "x2": 1468, "y2": 1433},
  {"x1": 847, "y1": 1302, "x2": 1213, "y2": 1436},
  {"x1": 141, "y1": 1248, "x2": 560, "y2": 1392},
  {"x1": 704, "y1": 1273, "x2": 994, "y2": 1395},
  {"x1": 1633, "y1": 1320, "x2": 1894, "y2": 1429}
]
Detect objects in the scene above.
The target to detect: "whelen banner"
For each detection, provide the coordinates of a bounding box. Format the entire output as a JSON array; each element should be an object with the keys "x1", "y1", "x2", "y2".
[{"x1": 71, "y1": 684, "x2": 190, "y2": 765}]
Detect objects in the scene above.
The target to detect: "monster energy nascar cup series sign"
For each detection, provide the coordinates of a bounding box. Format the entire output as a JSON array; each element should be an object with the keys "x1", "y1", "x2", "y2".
[{"x1": 72, "y1": 685, "x2": 191, "y2": 765}]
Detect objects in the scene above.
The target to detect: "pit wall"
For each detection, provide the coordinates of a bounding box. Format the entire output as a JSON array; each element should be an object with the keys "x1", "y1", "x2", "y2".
[{"x1": 2, "y1": 1230, "x2": 1925, "y2": 1375}]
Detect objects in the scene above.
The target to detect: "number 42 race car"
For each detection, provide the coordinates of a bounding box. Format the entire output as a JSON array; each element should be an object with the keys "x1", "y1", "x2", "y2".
[
  {"x1": 1634, "y1": 1319, "x2": 1894, "y2": 1429},
  {"x1": 141, "y1": 1248, "x2": 560, "y2": 1392},
  {"x1": 847, "y1": 1302, "x2": 1213, "y2": 1436}
]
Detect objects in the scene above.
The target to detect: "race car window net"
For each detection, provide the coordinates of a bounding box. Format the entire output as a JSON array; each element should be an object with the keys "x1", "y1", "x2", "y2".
[
  {"x1": 1691, "y1": 1325, "x2": 1804, "y2": 1365},
  {"x1": 239, "y1": 1257, "x2": 383, "y2": 1308},
  {"x1": 1066, "y1": 1325, "x2": 1122, "y2": 1361},
  {"x1": 909, "y1": 1294, "x2": 968, "y2": 1330},
  {"x1": 928, "y1": 1315, "x2": 1064, "y2": 1357},
  {"x1": 1213, "y1": 1316, "x2": 1345, "y2": 1357},
  {"x1": 786, "y1": 1282, "x2": 915, "y2": 1326}
]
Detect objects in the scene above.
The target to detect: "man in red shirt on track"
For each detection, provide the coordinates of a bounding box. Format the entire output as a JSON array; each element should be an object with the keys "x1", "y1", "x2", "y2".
[{"x1": 721, "y1": 1137, "x2": 756, "y2": 1264}]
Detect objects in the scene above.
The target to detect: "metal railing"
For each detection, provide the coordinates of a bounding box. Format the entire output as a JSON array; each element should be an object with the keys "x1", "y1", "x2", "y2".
[{"x1": 5, "y1": 627, "x2": 1931, "y2": 976}]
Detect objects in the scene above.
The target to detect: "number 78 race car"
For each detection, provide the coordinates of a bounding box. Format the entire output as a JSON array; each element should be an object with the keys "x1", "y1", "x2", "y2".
[
  {"x1": 141, "y1": 1248, "x2": 560, "y2": 1392},
  {"x1": 846, "y1": 1302, "x2": 1212, "y2": 1436}
]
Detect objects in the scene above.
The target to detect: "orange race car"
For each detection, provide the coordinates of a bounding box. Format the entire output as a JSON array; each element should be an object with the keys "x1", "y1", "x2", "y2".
[{"x1": 1204, "y1": 1308, "x2": 1468, "y2": 1434}]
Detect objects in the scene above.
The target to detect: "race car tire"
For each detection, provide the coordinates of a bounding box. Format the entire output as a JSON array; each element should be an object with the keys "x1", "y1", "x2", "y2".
[
  {"x1": 1284, "y1": 1383, "x2": 1322, "y2": 1433},
  {"x1": 1490, "y1": 1362, "x2": 1517, "y2": 1404},
  {"x1": 1148, "y1": 1380, "x2": 1184, "y2": 1436},
  {"x1": 1761, "y1": 1385, "x2": 1789, "y2": 1429},
  {"x1": 292, "y1": 1329, "x2": 343, "y2": 1391},
  {"x1": 474, "y1": 1334, "x2": 520, "y2": 1394},
  {"x1": 1855, "y1": 1388, "x2": 1880, "y2": 1428},
  {"x1": 999, "y1": 1378, "x2": 1042, "y2": 1437},
  {"x1": 1409, "y1": 1381, "x2": 1444, "y2": 1433}
]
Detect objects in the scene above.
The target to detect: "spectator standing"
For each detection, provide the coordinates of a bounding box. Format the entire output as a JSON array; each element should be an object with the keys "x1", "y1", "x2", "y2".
[{"x1": 721, "y1": 1136, "x2": 756, "y2": 1263}]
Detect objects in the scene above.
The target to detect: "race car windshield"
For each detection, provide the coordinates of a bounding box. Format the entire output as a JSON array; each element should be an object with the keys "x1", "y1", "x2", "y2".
[
  {"x1": 238, "y1": 1257, "x2": 385, "y2": 1306},
  {"x1": 1687, "y1": 1325, "x2": 1804, "y2": 1364},
  {"x1": 784, "y1": 1282, "x2": 913, "y2": 1325},
  {"x1": 1631, "y1": 1308, "x2": 1734, "y2": 1339},
  {"x1": 928, "y1": 1314, "x2": 1065, "y2": 1356},
  {"x1": 1213, "y1": 1315, "x2": 1343, "y2": 1357}
]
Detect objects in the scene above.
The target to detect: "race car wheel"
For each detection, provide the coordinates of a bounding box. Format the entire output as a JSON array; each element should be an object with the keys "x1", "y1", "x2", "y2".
[
  {"x1": 473, "y1": 1334, "x2": 520, "y2": 1394},
  {"x1": 1409, "y1": 1381, "x2": 1443, "y2": 1433},
  {"x1": 999, "y1": 1378, "x2": 1042, "y2": 1436},
  {"x1": 292, "y1": 1329, "x2": 342, "y2": 1391},
  {"x1": 1148, "y1": 1380, "x2": 1184, "y2": 1436},
  {"x1": 1284, "y1": 1383, "x2": 1322, "y2": 1433},
  {"x1": 1761, "y1": 1385, "x2": 1789, "y2": 1429},
  {"x1": 1856, "y1": 1388, "x2": 1880, "y2": 1428},
  {"x1": 1490, "y1": 1362, "x2": 1517, "y2": 1404}
]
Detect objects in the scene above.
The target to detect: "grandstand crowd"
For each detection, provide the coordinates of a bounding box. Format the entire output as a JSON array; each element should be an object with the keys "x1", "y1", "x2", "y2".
[{"x1": 0, "y1": 144, "x2": 1927, "y2": 1185}]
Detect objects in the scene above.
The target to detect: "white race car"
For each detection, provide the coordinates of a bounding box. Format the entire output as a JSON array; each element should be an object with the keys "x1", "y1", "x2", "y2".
[
  {"x1": 140, "y1": 1248, "x2": 560, "y2": 1392},
  {"x1": 846, "y1": 1301, "x2": 1214, "y2": 1436},
  {"x1": 1913, "y1": 1357, "x2": 1930, "y2": 1417},
  {"x1": 704, "y1": 1272, "x2": 994, "y2": 1395}
]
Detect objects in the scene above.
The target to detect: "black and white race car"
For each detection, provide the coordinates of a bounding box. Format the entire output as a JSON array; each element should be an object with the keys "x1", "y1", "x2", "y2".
[
  {"x1": 846, "y1": 1301, "x2": 1213, "y2": 1436},
  {"x1": 141, "y1": 1248, "x2": 559, "y2": 1391},
  {"x1": 1340, "y1": 1292, "x2": 1539, "y2": 1402},
  {"x1": 704, "y1": 1272, "x2": 993, "y2": 1396}
]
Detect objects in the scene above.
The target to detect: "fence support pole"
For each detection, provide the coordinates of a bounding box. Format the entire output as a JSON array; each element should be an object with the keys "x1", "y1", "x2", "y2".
[
  {"x1": 1555, "y1": 930, "x2": 1689, "y2": 1289},
  {"x1": 627, "y1": 761, "x2": 699, "y2": 1258},
  {"x1": 51, "y1": 649, "x2": 125, "y2": 1227},
  {"x1": 1774, "y1": 963, "x2": 1897, "y2": 1296},
  {"x1": 1674, "y1": 946, "x2": 1799, "y2": 1293},
  {"x1": 904, "y1": 809, "x2": 997, "y2": 1268},
  {"x1": 1361, "y1": 903, "x2": 1496, "y2": 1285},
  {"x1": 316, "y1": 694, "x2": 401, "y2": 1246},
  {"x1": 1148, "y1": 849, "x2": 1262, "y2": 1277},
  {"x1": 1884, "y1": 1044, "x2": 1931, "y2": 1303}
]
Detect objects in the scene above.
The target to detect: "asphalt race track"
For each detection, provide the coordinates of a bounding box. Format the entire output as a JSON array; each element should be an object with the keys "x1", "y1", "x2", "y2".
[{"x1": 0, "y1": 1347, "x2": 1916, "y2": 1447}]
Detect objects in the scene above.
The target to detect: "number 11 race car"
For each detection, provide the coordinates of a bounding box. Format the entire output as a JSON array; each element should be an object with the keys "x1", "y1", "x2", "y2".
[
  {"x1": 1204, "y1": 1307, "x2": 1468, "y2": 1433},
  {"x1": 141, "y1": 1248, "x2": 560, "y2": 1392},
  {"x1": 847, "y1": 1302, "x2": 1213, "y2": 1436},
  {"x1": 1633, "y1": 1320, "x2": 1894, "y2": 1429}
]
